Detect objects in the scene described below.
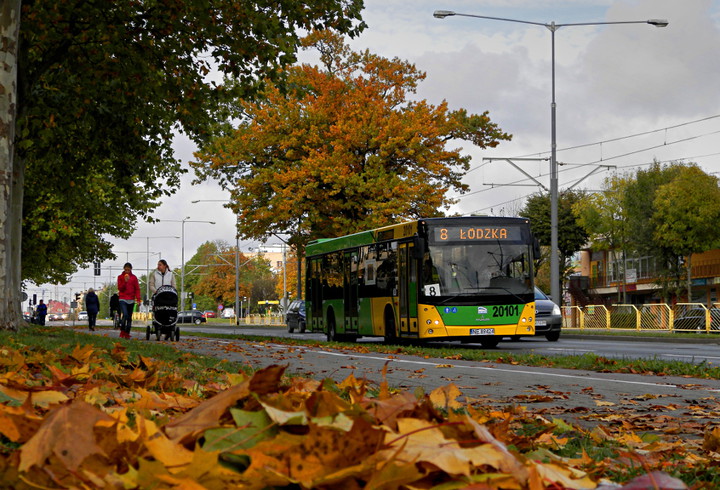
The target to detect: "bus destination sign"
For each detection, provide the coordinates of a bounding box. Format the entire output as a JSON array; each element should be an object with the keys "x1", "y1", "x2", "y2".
[{"x1": 432, "y1": 225, "x2": 522, "y2": 242}]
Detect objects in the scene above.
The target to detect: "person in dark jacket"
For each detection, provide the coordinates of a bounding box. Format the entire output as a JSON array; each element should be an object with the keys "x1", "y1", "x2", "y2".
[
  {"x1": 35, "y1": 299, "x2": 47, "y2": 326},
  {"x1": 109, "y1": 293, "x2": 120, "y2": 329},
  {"x1": 85, "y1": 288, "x2": 100, "y2": 331}
]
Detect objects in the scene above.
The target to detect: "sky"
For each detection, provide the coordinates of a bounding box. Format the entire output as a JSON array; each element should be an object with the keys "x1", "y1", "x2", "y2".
[{"x1": 34, "y1": 0, "x2": 720, "y2": 301}]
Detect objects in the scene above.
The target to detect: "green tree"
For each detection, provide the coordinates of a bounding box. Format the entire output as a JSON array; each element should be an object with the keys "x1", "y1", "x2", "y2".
[
  {"x1": 192, "y1": 30, "x2": 511, "y2": 259},
  {"x1": 0, "y1": 1, "x2": 365, "y2": 330},
  {"x1": 623, "y1": 162, "x2": 684, "y2": 300},
  {"x1": 520, "y1": 190, "x2": 589, "y2": 300},
  {"x1": 573, "y1": 175, "x2": 631, "y2": 301},
  {"x1": 653, "y1": 165, "x2": 720, "y2": 299}
]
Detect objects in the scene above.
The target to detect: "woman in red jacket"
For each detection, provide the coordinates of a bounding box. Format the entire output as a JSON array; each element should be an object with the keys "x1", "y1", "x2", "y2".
[{"x1": 117, "y1": 262, "x2": 142, "y2": 338}]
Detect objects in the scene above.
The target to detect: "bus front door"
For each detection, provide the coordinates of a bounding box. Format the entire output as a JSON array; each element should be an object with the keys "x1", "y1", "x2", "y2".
[{"x1": 398, "y1": 243, "x2": 419, "y2": 336}]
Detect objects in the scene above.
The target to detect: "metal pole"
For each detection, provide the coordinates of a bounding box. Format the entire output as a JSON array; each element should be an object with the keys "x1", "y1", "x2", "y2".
[
  {"x1": 432, "y1": 11, "x2": 667, "y2": 307},
  {"x1": 181, "y1": 219, "x2": 186, "y2": 311},
  {"x1": 282, "y1": 243, "x2": 287, "y2": 309},
  {"x1": 146, "y1": 237, "x2": 150, "y2": 305},
  {"x1": 549, "y1": 24, "x2": 560, "y2": 306},
  {"x1": 235, "y1": 229, "x2": 240, "y2": 326}
]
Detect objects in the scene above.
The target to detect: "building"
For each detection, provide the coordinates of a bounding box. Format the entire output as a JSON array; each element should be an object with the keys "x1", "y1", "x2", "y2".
[{"x1": 573, "y1": 248, "x2": 720, "y2": 306}]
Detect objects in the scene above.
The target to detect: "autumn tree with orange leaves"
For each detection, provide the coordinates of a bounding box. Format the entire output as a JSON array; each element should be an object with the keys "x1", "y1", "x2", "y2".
[
  {"x1": 183, "y1": 241, "x2": 275, "y2": 313},
  {"x1": 192, "y1": 30, "x2": 511, "y2": 259}
]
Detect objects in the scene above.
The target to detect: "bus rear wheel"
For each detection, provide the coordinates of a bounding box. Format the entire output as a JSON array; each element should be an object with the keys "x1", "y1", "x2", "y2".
[
  {"x1": 326, "y1": 316, "x2": 337, "y2": 342},
  {"x1": 383, "y1": 306, "x2": 397, "y2": 344}
]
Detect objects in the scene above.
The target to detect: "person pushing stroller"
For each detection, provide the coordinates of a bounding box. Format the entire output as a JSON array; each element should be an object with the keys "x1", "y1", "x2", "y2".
[
  {"x1": 148, "y1": 259, "x2": 179, "y2": 341},
  {"x1": 149, "y1": 259, "x2": 176, "y2": 292}
]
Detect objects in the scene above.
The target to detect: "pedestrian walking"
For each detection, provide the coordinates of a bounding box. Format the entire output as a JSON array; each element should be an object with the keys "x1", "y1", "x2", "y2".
[
  {"x1": 35, "y1": 299, "x2": 47, "y2": 326},
  {"x1": 109, "y1": 293, "x2": 120, "y2": 329},
  {"x1": 117, "y1": 263, "x2": 141, "y2": 338},
  {"x1": 85, "y1": 288, "x2": 100, "y2": 331}
]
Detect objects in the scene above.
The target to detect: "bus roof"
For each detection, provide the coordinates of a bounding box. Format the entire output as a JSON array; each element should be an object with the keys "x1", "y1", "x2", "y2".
[{"x1": 305, "y1": 216, "x2": 530, "y2": 257}]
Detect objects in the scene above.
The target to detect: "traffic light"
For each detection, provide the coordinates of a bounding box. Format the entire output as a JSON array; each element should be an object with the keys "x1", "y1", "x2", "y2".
[
  {"x1": 32, "y1": 294, "x2": 37, "y2": 306},
  {"x1": 93, "y1": 261, "x2": 101, "y2": 276},
  {"x1": 75, "y1": 293, "x2": 81, "y2": 301}
]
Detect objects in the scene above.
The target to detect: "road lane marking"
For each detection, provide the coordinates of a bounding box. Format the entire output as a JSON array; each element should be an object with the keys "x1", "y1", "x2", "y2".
[{"x1": 208, "y1": 340, "x2": 720, "y2": 392}]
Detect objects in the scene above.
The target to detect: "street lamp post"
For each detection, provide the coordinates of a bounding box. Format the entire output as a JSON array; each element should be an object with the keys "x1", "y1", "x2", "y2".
[
  {"x1": 160, "y1": 218, "x2": 216, "y2": 311},
  {"x1": 191, "y1": 199, "x2": 241, "y2": 325},
  {"x1": 134, "y1": 236, "x2": 179, "y2": 304},
  {"x1": 433, "y1": 10, "x2": 667, "y2": 305}
]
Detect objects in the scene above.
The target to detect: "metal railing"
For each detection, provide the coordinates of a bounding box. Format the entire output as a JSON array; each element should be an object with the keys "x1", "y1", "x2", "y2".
[{"x1": 562, "y1": 302, "x2": 720, "y2": 333}]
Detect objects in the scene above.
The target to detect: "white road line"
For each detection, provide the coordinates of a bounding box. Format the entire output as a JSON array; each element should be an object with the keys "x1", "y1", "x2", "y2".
[
  {"x1": 311, "y1": 349, "x2": 684, "y2": 389},
  {"x1": 215, "y1": 341, "x2": 720, "y2": 392}
]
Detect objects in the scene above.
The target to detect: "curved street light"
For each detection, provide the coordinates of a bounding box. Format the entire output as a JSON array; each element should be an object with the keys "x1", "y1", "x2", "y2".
[{"x1": 433, "y1": 10, "x2": 668, "y2": 305}]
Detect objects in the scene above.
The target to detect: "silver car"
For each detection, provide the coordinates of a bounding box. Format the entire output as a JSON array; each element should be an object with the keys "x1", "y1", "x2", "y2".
[{"x1": 533, "y1": 287, "x2": 562, "y2": 341}]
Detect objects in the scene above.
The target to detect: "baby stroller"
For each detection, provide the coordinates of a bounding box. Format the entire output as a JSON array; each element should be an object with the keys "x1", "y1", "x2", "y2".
[{"x1": 147, "y1": 285, "x2": 179, "y2": 341}]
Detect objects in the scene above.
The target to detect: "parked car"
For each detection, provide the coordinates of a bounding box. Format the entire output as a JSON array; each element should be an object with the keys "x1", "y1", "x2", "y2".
[
  {"x1": 673, "y1": 307, "x2": 720, "y2": 332},
  {"x1": 533, "y1": 287, "x2": 562, "y2": 341},
  {"x1": 77, "y1": 311, "x2": 88, "y2": 321},
  {"x1": 221, "y1": 308, "x2": 235, "y2": 319},
  {"x1": 203, "y1": 310, "x2": 217, "y2": 318},
  {"x1": 176, "y1": 310, "x2": 206, "y2": 325},
  {"x1": 286, "y1": 300, "x2": 306, "y2": 333}
]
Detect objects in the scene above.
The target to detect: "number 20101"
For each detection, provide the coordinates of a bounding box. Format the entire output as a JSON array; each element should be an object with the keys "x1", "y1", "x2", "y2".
[{"x1": 492, "y1": 305, "x2": 519, "y2": 317}]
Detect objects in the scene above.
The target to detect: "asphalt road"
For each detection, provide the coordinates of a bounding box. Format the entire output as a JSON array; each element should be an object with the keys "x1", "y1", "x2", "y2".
[{"x1": 79, "y1": 320, "x2": 720, "y2": 434}]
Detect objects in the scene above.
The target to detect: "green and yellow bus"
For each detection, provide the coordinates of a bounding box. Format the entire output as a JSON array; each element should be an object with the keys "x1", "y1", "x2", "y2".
[{"x1": 305, "y1": 216, "x2": 539, "y2": 348}]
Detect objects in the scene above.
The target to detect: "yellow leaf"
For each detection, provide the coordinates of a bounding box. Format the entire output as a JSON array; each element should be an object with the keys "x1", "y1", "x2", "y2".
[
  {"x1": 532, "y1": 462, "x2": 597, "y2": 489},
  {"x1": 429, "y1": 383, "x2": 463, "y2": 411},
  {"x1": 0, "y1": 384, "x2": 69, "y2": 407},
  {"x1": 703, "y1": 426, "x2": 720, "y2": 451},
  {"x1": 137, "y1": 417, "x2": 194, "y2": 470}
]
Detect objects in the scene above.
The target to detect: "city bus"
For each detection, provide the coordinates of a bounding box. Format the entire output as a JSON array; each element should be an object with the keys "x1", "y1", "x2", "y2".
[{"x1": 304, "y1": 216, "x2": 539, "y2": 348}]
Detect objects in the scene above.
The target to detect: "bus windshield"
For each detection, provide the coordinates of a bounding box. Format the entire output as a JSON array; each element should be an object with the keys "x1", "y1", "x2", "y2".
[{"x1": 421, "y1": 241, "x2": 533, "y2": 298}]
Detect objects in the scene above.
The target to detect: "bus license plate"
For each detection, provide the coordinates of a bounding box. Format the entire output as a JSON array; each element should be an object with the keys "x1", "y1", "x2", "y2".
[{"x1": 470, "y1": 328, "x2": 494, "y2": 335}]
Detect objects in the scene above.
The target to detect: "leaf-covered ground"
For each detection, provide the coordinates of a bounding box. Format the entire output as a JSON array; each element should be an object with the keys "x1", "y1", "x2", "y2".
[{"x1": 0, "y1": 327, "x2": 718, "y2": 488}]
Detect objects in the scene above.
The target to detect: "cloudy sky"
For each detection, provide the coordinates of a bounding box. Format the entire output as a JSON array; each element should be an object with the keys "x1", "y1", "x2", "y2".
[{"x1": 41, "y1": 0, "x2": 720, "y2": 299}]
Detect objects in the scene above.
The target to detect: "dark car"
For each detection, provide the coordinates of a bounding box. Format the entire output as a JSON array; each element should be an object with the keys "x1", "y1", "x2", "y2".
[
  {"x1": 673, "y1": 307, "x2": 720, "y2": 332},
  {"x1": 176, "y1": 310, "x2": 206, "y2": 325},
  {"x1": 533, "y1": 287, "x2": 562, "y2": 341},
  {"x1": 286, "y1": 300, "x2": 306, "y2": 333}
]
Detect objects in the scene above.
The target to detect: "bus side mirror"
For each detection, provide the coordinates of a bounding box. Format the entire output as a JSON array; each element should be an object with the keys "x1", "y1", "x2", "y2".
[
  {"x1": 533, "y1": 237, "x2": 541, "y2": 257},
  {"x1": 412, "y1": 236, "x2": 426, "y2": 260}
]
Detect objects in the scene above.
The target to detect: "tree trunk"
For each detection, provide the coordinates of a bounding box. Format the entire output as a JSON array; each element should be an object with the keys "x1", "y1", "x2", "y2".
[{"x1": 0, "y1": 0, "x2": 22, "y2": 330}]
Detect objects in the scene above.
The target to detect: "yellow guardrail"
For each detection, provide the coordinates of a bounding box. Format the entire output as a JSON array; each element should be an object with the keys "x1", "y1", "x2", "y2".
[{"x1": 561, "y1": 302, "x2": 720, "y2": 333}]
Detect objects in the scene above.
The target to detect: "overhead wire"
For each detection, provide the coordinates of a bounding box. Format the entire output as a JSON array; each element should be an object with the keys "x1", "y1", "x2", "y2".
[{"x1": 458, "y1": 115, "x2": 720, "y2": 213}]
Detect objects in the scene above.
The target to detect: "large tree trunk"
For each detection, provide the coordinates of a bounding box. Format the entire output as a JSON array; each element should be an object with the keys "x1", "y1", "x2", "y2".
[{"x1": 0, "y1": 0, "x2": 22, "y2": 331}]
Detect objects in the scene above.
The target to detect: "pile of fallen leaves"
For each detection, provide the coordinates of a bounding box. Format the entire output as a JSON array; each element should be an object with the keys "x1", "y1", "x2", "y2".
[{"x1": 0, "y1": 340, "x2": 710, "y2": 488}]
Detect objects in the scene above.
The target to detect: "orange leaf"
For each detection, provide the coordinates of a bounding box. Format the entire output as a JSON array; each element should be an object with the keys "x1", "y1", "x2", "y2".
[{"x1": 19, "y1": 400, "x2": 114, "y2": 472}]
